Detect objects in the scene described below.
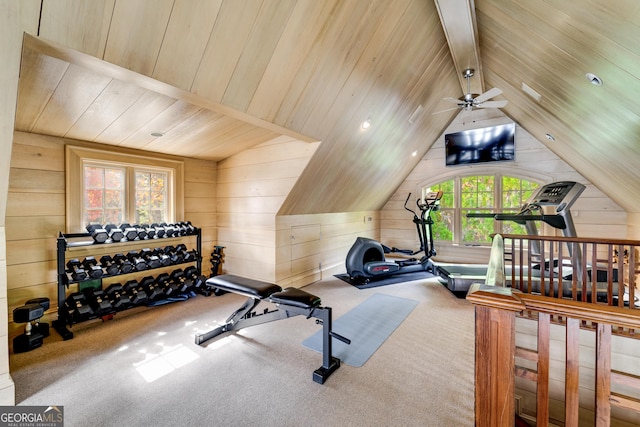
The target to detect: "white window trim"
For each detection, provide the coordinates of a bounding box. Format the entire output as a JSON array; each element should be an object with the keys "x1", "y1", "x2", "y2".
[{"x1": 66, "y1": 145, "x2": 184, "y2": 233}]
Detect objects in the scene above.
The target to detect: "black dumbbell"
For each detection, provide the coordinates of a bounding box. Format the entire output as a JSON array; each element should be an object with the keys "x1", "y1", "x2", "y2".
[
  {"x1": 123, "y1": 280, "x2": 148, "y2": 306},
  {"x1": 179, "y1": 221, "x2": 196, "y2": 235},
  {"x1": 104, "y1": 283, "x2": 131, "y2": 311},
  {"x1": 105, "y1": 224, "x2": 124, "y2": 242},
  {"x1": 176, "y1": 244, "x2": 196, "y2": 262},
  {"x1": 163, "y1": 223, "x2": 177, "y2": 238},
  {"x1": 142, "y1": 224, "x2": 156, "y2": 239},
  {"x1": 140, "y1": 248, "x2": 161, "y2": 269},
  {"x1": 63, "y1": 292, "x2": 94, "y2": 323},
  {"x1": 86, "y1": 224, "x2": 109, "y2": 243},
  {"x1": 168, "y1": 269, "x2": 191, "y2": 294},
  {"x1": 99, "y1": 255, "x2": 120, "y2": 276},
  {"x1": 151, "y1": 223, "x2": 166, "y2": 238},
  {"x1": 112, "y1": 253, "x2": 134, "y2": 274},
  {"x1": 163, "y1": 246, "x2": 182, "y2": 264},
  {"x1": 66, "y1": 259, "x2": 87, "y2": 282},
  {"x1": 127, "y1": 251, "x2": 147, "y2": 271},
  {"x1": 152, "y1": 247, "x2": 172, "y2": 266},
  {"x1": 139, "y1": 276, "x2": 164, "y2": 301},
  {"x1": 83, "y1": 288, "x2": 114, "y2": 316},
  {"x1": 154, "y1": 273, "x2": 176, "y2": 296},
  {"x1": 25, "y1": 297, "x2": 50, "y2": 337},
  {"x1": 82, "y1": 256, "x2": 104, "y2": 279},
  {"x1": 12, "y1": 298, "x2": 50, "y2": 353},
  {"x1": 120, "y1": 223, "x2": 138, "y2": 241},
  {"x1": 131, "y1": 225, "x2": 147, "y2": 240}
]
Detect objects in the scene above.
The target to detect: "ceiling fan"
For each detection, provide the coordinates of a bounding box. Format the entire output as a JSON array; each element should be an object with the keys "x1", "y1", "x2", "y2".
[{"x1": 441, "y1": 68, "x2": 508, "y2": 112}]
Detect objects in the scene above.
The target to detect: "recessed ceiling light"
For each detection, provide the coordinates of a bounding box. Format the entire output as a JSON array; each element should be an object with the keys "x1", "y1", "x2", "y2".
[
  {"x1": 585, "y1": 73, "x2": 603, "y2": 86},
  {"x1": 361, "y1": 118, "x2": 371, "y2": 130},
  {"x1": 411, "y1": 150, "x2": 418, "y2": 157},
  {"x1": 150, "y1": 132, "x2": 164, "y2": 137},
  {"x1": 545, "y1": 133, "x2": 556, "y2": 141}
]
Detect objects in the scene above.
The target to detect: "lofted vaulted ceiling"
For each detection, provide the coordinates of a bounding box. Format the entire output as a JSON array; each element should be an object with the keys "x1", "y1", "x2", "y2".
[{"x1": 13, "y1": 0, "x2": 640, "y2": 214}]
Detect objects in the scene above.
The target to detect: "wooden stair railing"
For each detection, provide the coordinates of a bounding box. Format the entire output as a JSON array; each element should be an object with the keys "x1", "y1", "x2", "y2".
[{"x1": 467, "y1": 234, "x2": 640, "y2": 427}]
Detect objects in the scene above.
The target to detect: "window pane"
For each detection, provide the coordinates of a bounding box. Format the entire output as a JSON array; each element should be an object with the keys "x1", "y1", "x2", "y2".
[
  {"x1": 135, "y1": 170, "x2": 168, "y2": 224},
  {"x1": 432, "y1": 208, "x2": 454, "y2": 241},
  {"x1": 85, "y1": 167, "x2": 103, "y2": 188},
  {"x1": 462, "y1": 210, "x2": 493, "y2": 243},
  {"x1": 83, "y1": 165, "x2": 125, "y2": 226}
]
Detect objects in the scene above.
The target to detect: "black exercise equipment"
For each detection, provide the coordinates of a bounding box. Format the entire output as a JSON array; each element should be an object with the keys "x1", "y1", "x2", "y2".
[
  {"x1": 152, "y1": 247, "x2": 172, "y2": 266},
  {"x1": 13, "y1": 297, "x2": 50, "y2": 353},
  {"x1": 164, "y1": 245, "x2": 183, "y2": 264},
  {"x1": 105, "y1": 223, "x2": 124, "y2": 242},
  {"x1": 83, "y1": 288, "x2": 114, "y2": 316},
  {"x1": 104, "y1": 283, "x2": 132, "y2": 311},
  {"x1": 127, "y1": 250, "x2": 148, "y2": 271},
  {"x1": 113, "y1": 253, "x2": 134, "y2": 274},
  {"x1": 82, "y1": 256, "x2": 104, "y2": 279},
  {"x1": 100, "y1": 255, "x2": 120, "y2": 276},
  {"x1": 345, "y1": 191, "x2": 443, "y2": 284},
  {"x1": 120, "y1": 223, "x2": 138, "y2": 241},
  {"x1": 140, "y1": 247, "x2": 162, "y2": 269},
  {"x1": 437, "y1": 181, "x2": 587, "y2": 294},
  {"x1": 195, "y1": 274, "x2": 349, "y2": 384},
  {"x1": 151, "y1": 223, "x2": 166, "y2": 238},
  {"x1": 123, "y1": 280, "x2": 149, "y2": 306},
  {"x1": 63, "y1": 292, "x2": 94, "y2": 323},
  {"x1": 139, "y1": 276, "x2": 164, "y2": 301},
  {"x1": 86, "y1": 224, "x2": 109, "y2": 244},
  {"x1": 155, "y1": 272, "x2": 179, "y2": 296},
  {"x1": 66, "y1": 258, "x2": 87, "y2": 281}
]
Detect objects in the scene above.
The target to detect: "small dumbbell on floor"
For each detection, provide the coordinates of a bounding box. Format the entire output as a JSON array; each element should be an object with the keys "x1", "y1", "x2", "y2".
[{"x1": 13, "y1": 298, "x2": 50, "y2": 353}]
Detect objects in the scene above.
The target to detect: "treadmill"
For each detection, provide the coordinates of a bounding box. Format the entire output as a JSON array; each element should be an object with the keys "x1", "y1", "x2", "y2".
[{"x1": 436, "y1": 181, "x2": 586, "y2": 293}]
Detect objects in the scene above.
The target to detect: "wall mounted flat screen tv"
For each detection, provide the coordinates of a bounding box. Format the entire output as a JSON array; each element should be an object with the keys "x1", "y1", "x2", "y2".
[{"x1": 445, "y1": 123, "x2": 515, "y2": 166}]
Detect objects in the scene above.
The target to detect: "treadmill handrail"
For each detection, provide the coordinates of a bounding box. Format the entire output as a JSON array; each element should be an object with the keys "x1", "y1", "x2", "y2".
[{"x1": 494, "y1": 214, "x2": 566, "y2": 230}]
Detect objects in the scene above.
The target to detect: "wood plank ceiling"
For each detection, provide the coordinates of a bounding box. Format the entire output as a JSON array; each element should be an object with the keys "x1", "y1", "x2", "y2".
[{"x1": 13, "y1": 0, "x2": 640, "y2": 214}]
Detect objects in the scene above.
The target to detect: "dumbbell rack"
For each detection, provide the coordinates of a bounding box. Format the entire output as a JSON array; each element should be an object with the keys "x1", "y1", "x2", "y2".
[{"x1": 53, "y1": 227, "x2": 202, "y2": 340}]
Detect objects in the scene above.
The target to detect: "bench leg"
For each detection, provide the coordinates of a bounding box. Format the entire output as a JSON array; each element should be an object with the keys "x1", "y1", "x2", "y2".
[{"x1": 312, "y1": 306, "x2": 341, "y2": 384}]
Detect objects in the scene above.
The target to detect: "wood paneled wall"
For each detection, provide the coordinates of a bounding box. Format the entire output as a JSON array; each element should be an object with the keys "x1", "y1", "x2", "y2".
[
  {"x1": 276, "y1": 212, "x2": 379, "y2": 287},
  {"x1": 380, "y1": 109, "x2": 628, "y2": 264},
  {"x1": 216, "y1": 136, "x2": 319, "y2": 282},
  {"x1": 5, "y1": 131, "x2": 217, "y2": 337},
  {"x1": 216, "y1": 134, "x2": 378, "y2": 287}
]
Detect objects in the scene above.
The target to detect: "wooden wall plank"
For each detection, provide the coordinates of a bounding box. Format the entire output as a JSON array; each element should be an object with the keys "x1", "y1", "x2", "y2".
[
  {"x1": 102, "y1": 0, "x2": 174, "y2": 76},
  {"x1": 152, "y1": 0, "x2": 223, "y2": 91}
]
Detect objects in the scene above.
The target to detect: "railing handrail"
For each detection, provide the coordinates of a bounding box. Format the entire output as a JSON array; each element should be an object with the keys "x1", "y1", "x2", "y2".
[{"x1": 499, "y1": 233, "x2": 640, "y2": 247}]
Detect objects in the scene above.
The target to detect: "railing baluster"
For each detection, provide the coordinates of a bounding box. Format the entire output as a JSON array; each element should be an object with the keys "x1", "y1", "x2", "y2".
[
  {"x1": 537, "y1": 312, "x2": 550, "y2": 427},
  {"x1": 595, "y1": 323, "x2": 612, "y2": 426}
]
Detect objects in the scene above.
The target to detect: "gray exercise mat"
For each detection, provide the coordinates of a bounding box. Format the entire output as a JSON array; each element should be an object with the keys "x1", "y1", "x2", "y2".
[{"x1": 302, "y1": 293, "x2": 418, "y2": 367}]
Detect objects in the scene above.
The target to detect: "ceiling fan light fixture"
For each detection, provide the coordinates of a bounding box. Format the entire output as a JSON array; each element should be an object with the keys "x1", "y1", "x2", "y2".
[{"x1": 585, "y1": 73, "x2": 603, "y2": 86}]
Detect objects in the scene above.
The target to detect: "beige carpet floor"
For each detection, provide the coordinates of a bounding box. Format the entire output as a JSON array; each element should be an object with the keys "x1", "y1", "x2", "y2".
[{"x1": 9, "y1": 276, "x2": 475, "y2": 426}]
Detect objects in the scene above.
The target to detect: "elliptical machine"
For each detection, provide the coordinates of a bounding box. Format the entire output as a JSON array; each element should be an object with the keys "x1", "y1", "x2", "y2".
[{"x1": 345, "y1": 191, "x2": 443, "y2": 283}]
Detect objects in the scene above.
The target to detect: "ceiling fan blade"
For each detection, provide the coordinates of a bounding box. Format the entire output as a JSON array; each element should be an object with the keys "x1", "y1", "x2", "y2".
[
  {"x1": 443, "y1": 97, "x2": 463, "y2": 104},
  {"x1": 432, "y1": 106, "x2": 460, "y2": 115},
  {"x1": 477, "y1": 100, "x2": 508, "y2": 109},
  {"x1": 474, "y1": 87, "x2": 503, "y2": 103}
]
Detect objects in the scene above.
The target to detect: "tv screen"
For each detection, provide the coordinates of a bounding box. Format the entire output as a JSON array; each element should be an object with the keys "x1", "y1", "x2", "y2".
[{"x1": 445, "y1": 123, "x2": 515, "y2": 166}]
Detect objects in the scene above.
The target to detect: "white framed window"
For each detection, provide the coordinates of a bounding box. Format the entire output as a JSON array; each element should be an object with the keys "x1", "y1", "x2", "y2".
[
  {"x1": 66, "y1": 145, "x2": 184, "y2": 233},
  {"x1": 424, "y1": 174, "x2": 541, "y2": 245}
]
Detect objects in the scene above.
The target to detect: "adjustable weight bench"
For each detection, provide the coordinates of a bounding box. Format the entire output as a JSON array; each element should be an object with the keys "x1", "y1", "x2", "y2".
[{"x1": 195, "y1": 274, "x2": 350, "y2": 384}]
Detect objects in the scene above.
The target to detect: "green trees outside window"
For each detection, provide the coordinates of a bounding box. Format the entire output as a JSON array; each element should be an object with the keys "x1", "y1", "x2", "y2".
[{"x1": 425, "y1": 175, "x2": 539, "y2": 244}]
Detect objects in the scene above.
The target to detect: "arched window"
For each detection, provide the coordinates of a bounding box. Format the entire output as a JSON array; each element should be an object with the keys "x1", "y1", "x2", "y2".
[{"x1": 424, "y1": 175, "x2": 540, "y2": 245}]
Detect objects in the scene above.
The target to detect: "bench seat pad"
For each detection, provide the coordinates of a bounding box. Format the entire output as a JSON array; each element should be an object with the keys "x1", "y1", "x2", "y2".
[
  {"x1": 269, "y1": 287, "x2": 321, "y2": 309},
  {"x1": 206, "y1": 274, "x2": 282, "y2": 299}
]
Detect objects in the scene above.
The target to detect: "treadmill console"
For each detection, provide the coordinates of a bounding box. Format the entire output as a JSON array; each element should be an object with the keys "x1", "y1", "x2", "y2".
[{"x1": 528, "y1": 181, "x2": 585, "y2": 212}]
